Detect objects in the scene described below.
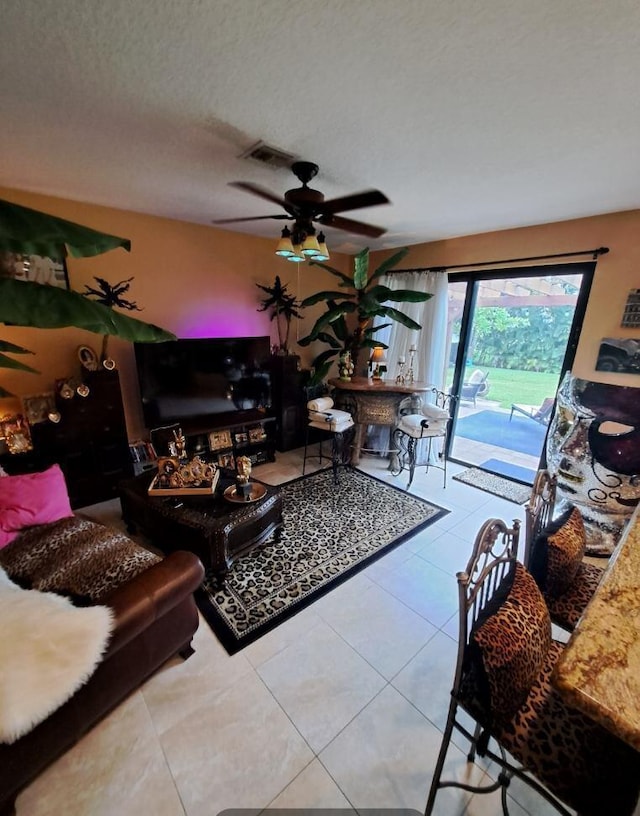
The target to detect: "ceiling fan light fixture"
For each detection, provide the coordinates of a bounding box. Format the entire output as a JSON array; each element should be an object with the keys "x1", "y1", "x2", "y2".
[
  {"x1": 275, "y1": 226, "x2": 295, "y2": 257},
  {"x1": 286, "y1": 243, "x2": 306, "y2": 262},
  {"x1": 314, "y1": 231, "x2": 330, "y2": 261},
  {"x1": 301, "y1": 233, "x2": 321, "y2": 256}
]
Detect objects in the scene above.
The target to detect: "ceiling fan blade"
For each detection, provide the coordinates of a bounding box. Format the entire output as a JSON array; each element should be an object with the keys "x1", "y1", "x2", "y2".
[
  {"x1": 319, "y1": 214, "x2": 387, "y2": 238},
  {"x1": 319, "y1": 189, "x2": 390, "y2": 216},
  {"x1": 212, "y1": 214, "x2": 289, "y2": 224},
  {"x1": 229, "y1": 181, "x2": 291, "y2": 210}
]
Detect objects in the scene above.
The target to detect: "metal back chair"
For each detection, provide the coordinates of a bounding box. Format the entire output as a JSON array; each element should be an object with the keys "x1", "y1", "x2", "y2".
[
  {"x1": 390, "y1": 387, "x2": 456, "y2": 488},
  {"x1": 525, "y1": 469, "x2": 604, "y2": 633},
  {"x1": 523, "y1": 469, "x2": 557, "y2": 566},
  {"x1": 425, "y1": 518, "x2": 640, "y2": 816}
]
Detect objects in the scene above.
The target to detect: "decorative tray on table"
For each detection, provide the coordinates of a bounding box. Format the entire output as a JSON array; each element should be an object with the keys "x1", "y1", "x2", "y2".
[
  {"x1": 148, "y1": 456, "x2": 220, "y2": 496},
  {"x1": 223, "y1": 483, "x2": 267, "y2": 503}
]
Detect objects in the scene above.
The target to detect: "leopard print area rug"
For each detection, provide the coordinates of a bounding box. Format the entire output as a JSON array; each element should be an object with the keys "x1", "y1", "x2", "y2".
[{"x1": 197, "y1": 468, "x2": 448, "y2": 654}]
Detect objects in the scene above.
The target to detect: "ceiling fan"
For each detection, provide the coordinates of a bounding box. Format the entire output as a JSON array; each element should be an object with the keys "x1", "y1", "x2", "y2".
[{"x1": 212, "y1": 161, "x2": 390, "y2": 239}]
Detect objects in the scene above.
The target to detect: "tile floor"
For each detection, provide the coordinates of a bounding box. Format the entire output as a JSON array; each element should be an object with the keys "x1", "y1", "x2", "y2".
[{"x1": 16, "y1": 448, "x2": 571, "y2": 816}]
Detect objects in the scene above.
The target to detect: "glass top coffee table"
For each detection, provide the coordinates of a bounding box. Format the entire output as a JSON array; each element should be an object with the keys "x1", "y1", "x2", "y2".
[{"x1": 119, "y1": 469, "x2": 283, "y2": 584}]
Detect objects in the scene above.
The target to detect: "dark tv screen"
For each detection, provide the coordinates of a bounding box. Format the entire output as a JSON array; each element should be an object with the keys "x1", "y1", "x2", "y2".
[{"x1": 134, "y1": 336, "x2": 271, "y2": 428}]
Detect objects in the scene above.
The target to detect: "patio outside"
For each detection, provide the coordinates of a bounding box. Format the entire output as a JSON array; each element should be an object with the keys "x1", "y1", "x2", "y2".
[{"x1": 445, "y1": 273, "x2": 583, "y2": 482}]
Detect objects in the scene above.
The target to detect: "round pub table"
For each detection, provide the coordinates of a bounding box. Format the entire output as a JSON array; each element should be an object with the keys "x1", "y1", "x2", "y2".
[{"x1": 329, "y1": 377, "x2": 434, "y2": 466}]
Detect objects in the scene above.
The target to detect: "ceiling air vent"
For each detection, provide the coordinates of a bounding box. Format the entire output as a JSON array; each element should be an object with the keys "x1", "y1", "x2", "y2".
[{"x1": 240, "y1": 141, "x2": 297, "y2": 169}]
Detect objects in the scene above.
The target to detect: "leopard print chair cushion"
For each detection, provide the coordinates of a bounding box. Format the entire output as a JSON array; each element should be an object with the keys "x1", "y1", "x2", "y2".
[
  {"x1": 496, "y1": 640, "x2": 640, "y2": 815},
  {"x1": 530, "y1": 505, "x2": 586, "y2": 597},
  {"x1": 546, "y1": 561, "x2": 604, "y2": 630},
  {"x1": 469, "y1": 563, "x2": 551, "y2": 726}
]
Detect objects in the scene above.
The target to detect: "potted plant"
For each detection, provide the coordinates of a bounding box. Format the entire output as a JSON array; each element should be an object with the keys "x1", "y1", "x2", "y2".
[
  {"x1": 256, "y1": 275, "x2": 301, "y2": 355},
  {"x1": 299, "y1": 247, "x2": 431, "y2": 382}
]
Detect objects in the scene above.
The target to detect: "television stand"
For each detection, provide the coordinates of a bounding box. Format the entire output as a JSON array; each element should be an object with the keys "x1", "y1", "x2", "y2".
[{"x1": 174, "y1": 414, "x2": 276, "y2": 471}]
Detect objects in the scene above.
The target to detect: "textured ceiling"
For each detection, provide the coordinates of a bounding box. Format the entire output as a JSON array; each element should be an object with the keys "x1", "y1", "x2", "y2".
[{"x1": 1, "y1": 0, "x2": 639, "y2": 253}]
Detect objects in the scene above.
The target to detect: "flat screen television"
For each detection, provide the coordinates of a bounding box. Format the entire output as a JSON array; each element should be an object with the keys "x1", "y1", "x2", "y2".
[{"x1": 134, "y1": 336, "x2": 272, "y2": 429}]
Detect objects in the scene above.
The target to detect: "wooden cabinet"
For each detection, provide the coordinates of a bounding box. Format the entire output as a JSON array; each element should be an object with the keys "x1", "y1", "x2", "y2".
[
  {"x1": 269, "y1": 355, "x2": 306, "y2": 452},
  {"x1": 0, "y1": 370, "x2": 133, "y2": 509}
]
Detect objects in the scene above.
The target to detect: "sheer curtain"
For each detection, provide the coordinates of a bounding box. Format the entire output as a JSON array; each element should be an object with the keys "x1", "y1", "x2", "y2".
[
  {"x1": 366, "y1": 270, "x2": 448, "y2": 455},
  {"x1": 376, "y1": 270, "x2": 448, "y2": 388}
]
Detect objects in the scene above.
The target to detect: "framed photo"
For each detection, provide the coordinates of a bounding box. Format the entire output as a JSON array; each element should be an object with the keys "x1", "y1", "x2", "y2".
[
  {"x1": 248, "y1": 426, "x2": 266, "y2": 443},
  {"x1": 208, "y1": 429, "x2": 232, "y2": 452},
  {"x1": 77, "y1": 345, "x2": 99, "y2": 371},
  {"x1": 596, "y1": 337, "x2": 640, "y2": 375},
  {"x1": 0, "y1": 414, "x2": 33, "y2": 454},
  {"x1": 234, "y1": 431, "x2": 248, "y2": 445},
  {"x1": 217, "y1": 451, "x2": 236, "y2": 470},
  {"x1": 22, "y1": 392, "x2": 56, "y2": 425},
  {"x1": 0, "y1": 252, "x2": 69, "y2": 289}
]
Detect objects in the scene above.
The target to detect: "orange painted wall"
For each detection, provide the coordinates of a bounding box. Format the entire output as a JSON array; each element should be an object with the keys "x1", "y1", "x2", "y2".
[
  {"x1": 0, "y1": 187, "x2": 346, "y2": 437},
  {"x1": 373, "y1": 209, "x2": 640, "y2": 386}
]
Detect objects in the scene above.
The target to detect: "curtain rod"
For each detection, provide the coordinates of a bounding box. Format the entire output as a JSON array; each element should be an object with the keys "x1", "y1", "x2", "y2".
[{"x1": 388, "y1": 246, "x2": 609, "y2": 274}]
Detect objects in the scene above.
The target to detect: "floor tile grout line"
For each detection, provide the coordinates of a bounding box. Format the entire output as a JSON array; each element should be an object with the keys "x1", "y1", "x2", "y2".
[{"x1": 138, "y1": 687, "x2": 188, "y2": 816}]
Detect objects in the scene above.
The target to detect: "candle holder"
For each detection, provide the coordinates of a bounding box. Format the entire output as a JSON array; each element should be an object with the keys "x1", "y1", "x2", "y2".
[{"x1": 407, "y1": 346, "x2": 417, "y2": 384}]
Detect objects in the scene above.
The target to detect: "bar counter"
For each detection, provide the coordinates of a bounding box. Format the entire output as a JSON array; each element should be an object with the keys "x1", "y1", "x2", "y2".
[{"x1": 552, "y1": 503, "x2": 640, "y2": 750}]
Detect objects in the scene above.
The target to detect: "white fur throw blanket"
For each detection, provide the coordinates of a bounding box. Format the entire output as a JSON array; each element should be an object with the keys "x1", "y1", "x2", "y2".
[{"x1": 0, "y1": 567, "x2": 113, "y2": 744}]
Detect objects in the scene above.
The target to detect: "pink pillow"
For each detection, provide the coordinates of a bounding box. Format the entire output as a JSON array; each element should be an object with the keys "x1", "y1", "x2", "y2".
[{"x1": 0, "y1": 464, "x2": 73, "y2": 548}]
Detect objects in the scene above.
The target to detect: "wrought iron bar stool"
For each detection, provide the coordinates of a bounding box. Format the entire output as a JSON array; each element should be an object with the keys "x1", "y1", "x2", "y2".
[
  {"x1": 425, "y1": 516, "x2": 640, "y2": 816},
  {"x1": 524, "y1": 469, "x2": 604, "y2": 632},
  {"x1": 390, "y1": 387, "x2": 455, "y2": 488},
  {"x1": 302, "y1": 385, "x2": 354, "y2": 485}
]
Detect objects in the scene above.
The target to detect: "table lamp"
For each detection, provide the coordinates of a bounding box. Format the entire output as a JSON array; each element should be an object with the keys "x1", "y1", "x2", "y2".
[{"x1": 369, "y1": 346, "x2": 387, "y2": 380}]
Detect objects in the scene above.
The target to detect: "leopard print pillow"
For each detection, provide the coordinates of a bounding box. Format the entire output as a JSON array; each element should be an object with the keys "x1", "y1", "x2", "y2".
[
  {"x1": 531, "y1": 506, "x2": 586, "y2": 598},
  {"x1": 469, "y1": 562, "x2": 551, "y2": 726}
]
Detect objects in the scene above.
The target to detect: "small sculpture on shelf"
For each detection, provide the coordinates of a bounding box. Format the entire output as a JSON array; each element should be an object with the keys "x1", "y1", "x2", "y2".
[
  {"x1": 235, "y1": 455, "x2": 252, "y2": 499},
  {"x1": 339, "y1": 350, "x2": 354, "y2": 381}
]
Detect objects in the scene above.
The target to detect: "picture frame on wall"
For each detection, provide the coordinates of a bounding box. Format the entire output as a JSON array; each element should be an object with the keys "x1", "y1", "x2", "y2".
[
  {"x1": 595, "y1": 337, "x2": 640, "y2": 374},
  {"x1": 77, "y1": 345, "x2": 99, "y2": 371},
  {"x1": 0, "y1": 252, "x2": 69, "y2": 289},
  {"x1": 22, "y1": 392, "x2": 56, "y2": 425},
  {"x1": 0, "y1": 414, "x2": 33, "y2": 454}
]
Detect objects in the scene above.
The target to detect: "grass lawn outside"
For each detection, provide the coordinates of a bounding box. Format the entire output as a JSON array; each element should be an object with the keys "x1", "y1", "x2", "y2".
[{"x1": 449, "y1": 366, "x2": 561, "y2": 410}]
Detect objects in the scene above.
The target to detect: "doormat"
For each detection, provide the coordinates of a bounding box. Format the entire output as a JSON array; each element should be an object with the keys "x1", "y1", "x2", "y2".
[
  {"x1": 453, "y1": 467, "x2": 531, "y2": 504},
  {"x1": 196, "y1": 468, "x2": 448, "y2": 654},
  {"x1": 479, "y1": 458, "x2": 536, "y2": 485}
]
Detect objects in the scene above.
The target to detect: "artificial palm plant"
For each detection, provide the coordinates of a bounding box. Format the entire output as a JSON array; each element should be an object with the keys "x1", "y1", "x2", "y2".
[
  {"x1": 256, "y1": 275, "x2": 301, "y2": 354},
  {"x1": 299, "y1": 247, "x2": 431, "y2": 382}
]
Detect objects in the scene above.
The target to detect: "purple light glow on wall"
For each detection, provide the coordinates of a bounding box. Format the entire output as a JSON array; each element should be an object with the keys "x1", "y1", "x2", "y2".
[{"x1": 174, "y1": 303, "x2": 270, "y2": 339}]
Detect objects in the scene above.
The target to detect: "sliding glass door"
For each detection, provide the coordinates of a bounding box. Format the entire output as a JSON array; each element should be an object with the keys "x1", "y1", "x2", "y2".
[{"x1": 446, "y1": 263, "x2": 594, "y2": 483}]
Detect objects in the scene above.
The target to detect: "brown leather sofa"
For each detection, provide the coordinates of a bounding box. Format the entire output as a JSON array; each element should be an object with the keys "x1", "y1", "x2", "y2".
[{"x1": 0, "y1": 549, "x2": 204, "y2": 816}]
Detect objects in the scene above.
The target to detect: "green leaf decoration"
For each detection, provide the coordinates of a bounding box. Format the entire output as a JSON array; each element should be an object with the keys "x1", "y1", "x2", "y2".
[
  {"x1": 367, "y1": 285, "x2": 432, "y2": 304},
  {"x1": 0, "y1": 384, "x2": 14, "y2": 398},
  {"x1": 0, "y1": 340, "x2": 34, "y2": 355},
  {"x1": 309, "y1": 359, "x2": 335, "y2": 384},
  {"x1": 364, "y1": 323, "x2": 392, "y2": 336},
  {"x1": 0, "y1": 352, "x2": 39, "y2": 373},
  {"x1": 369, "y1": 247, "x2": 409, "y2": 283},
  {"x1": 315, "y1": 331, "x2": 343, "y2": 349},
  {"x1": 307, "y1": 261, "x2": 353, "y2": 287},
  {"x1": 0, "y1": 278, "x2": 175, "y2": 343},
  {"x1": 378, "y1": 304, "x2": 422, "y2": 330},
  {"x1": 353, "y1": 248, "x2": 370, "y2": 290},
  {"x1": 0, "y1": 198, "x2": 131, "y2": 257},
  {"x1": 301, "y1": 290, "x2": 355, "y2": 307}
]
